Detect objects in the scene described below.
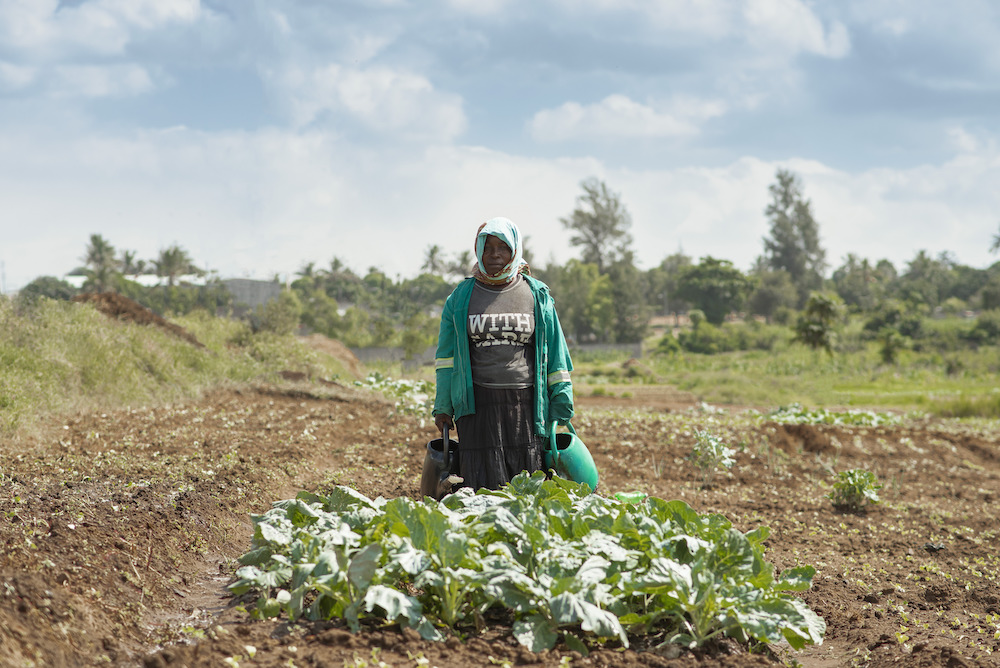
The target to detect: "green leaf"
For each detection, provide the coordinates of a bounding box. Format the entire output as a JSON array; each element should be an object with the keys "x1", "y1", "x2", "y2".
[
  {"x1": 513, "y1": 615, "x2": 558, "y2": 652},
  {"x1": 311, "y1": 550, "x2": 343, "y2": 578},
  {"x1": 257, "y1": 566, "x2": 292, "y2": 588},
  {"x1": 363, "y1": 584, "x2": 423, "y2": 624},
  {"x1": 631, "y1": 558, "x2": 692, "y2": 595},
  {"x1": 388, "y1": 540, "x2": 431, "y2": 576},
  {"x1": 256, "y1": 521, "x2": 292, "y2": 546},
  {"x1": 574, "y1": 555, "x2": 613, "y2": 587},
  {"x1": 238, "y1": 546, "x2": 272, "y2": 566},
  {"x1": 280, "y1": 499, "x2": 320, "y2": 528},
  {"x1": 734, "y1": 597, "x2": 825, "y2": 648},
  {"x1": 775, "y1": 566, "x2": 817, "y2": 592},
  {"x1": 347, "y1": 543, "x2": 382, "y2": 592},
  {"x1": 295, "y1": 490, "x2": 325, "y2": 506},
  {"x1": 549, "y1": 592, "x2": 628, "y2": 645},
  {"x1": 288, "y1": 586, "x2": 306, "y2": 621},
  {"x1": 564, "y1": 633, "x2": 589, "y2": 656}
]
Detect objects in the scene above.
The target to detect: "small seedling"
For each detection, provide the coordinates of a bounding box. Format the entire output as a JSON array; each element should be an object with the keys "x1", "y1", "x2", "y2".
[
  {"x1": 688, "y1": 430, "x2": 736, "y2": 487},
  {"x1": 828, "y1": 469, "x2": 881, "y2": 511}
]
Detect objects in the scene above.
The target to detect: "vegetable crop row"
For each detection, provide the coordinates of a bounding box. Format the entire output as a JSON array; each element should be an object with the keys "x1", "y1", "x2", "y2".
[{"x1": 230, "y1": 472, "x2": 825, "y2": 655}]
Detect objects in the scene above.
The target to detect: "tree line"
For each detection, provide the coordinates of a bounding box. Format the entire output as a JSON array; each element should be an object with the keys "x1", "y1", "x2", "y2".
[{"x1": 16, "y1": 169, "x2": 1000, "y2": 354}]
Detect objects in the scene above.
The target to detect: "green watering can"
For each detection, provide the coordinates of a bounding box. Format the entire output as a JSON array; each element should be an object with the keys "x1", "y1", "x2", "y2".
[{"x1": 545, "y1": 421, "x2": 598, "y2": 492}]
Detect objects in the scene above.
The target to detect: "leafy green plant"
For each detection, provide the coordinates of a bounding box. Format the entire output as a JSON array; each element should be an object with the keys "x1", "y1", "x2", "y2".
[
  {"x1": 229, "y1": 472, "x2": 825, "y2": 655},
  {"x1": 354, "y1": 373, "x2": 433, "y2": 416},
  {"x1": 766, "y1": 403, "x2": 901, "y2": 427},
  {"x1": 687, "y1": 430, "x2": 736, "y2": 487},
  {"x1": 827, "y1": 469, "x2": 882, "y2": 511}
]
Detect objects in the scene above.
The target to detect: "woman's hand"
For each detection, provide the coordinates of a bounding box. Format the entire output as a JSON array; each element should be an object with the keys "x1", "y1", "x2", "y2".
[{"x1": 434, "y1": 413, "x2": 454, "y2": 434}]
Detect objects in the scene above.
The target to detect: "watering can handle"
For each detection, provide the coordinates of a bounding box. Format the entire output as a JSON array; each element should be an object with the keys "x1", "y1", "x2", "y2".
[
  {"x1": 548, "y1": 422, "x2": 558, "y2": 464},
  {"x1": 549, "y1": 421, "x2": 577, "y2": 463}
]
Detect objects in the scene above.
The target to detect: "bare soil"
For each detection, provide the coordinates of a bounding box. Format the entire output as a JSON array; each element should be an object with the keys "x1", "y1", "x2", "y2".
[{"x1": 2, "y1": 379, "x2": 999, "y2": 667}]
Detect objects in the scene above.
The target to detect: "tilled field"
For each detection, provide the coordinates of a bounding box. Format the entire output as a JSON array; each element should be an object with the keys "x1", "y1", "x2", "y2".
[{"x1": 1, "y1": 381, "x2": 998, "y2": 667}]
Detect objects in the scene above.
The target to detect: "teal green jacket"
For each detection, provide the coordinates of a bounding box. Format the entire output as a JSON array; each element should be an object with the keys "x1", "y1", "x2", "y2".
[{"x1": 432, "y1": 275, "x2": 574, "y2": 435}]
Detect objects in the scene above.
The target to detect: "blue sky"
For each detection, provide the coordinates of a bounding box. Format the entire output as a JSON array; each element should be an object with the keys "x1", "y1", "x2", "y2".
[{"x1": 2, "y1": 0, "x2": 999, "y2": 292}]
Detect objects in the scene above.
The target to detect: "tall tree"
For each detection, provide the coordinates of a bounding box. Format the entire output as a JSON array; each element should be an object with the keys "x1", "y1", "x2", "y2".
[
  {"x1": 537, "y1": 259, "x2": 601, "y2": 343},
  {"x1": 897, "y1": 250, "x2": 954, "y2": 310},
  {"x1": 991, "y1": 222, "x2": 1000, "y2": 254},
  {"x1": 154, "y1": 244, "x2": 199, "y2": 287},
  {"x1": 761, "y1": 169, "x2": 826, "y2": 304},
  {"x1": 747, "y1": 269, "x2": 798, "y2": 322},
  {"x1": 325, "y1": 257, "x2": 362, "y2": 303},
  {"x1": 82, "y1": 233, "x2": 119, "y2": 292},
  {"x1": 447, "y1": 250, "x2": 474, "y2": 280},
  {"x1": 607, "y1": 256, "x2": 649, "y2": 343},
  {"x1": 676, "y1": 256, "x2": 752, "y2": 325},
  {"x1": 830, "y1": 254, "x2": 891, "y2": 313},
  {"x1": 645, "y1": 251, "x2": 692, "y2": 316},
  {"x1": 561, "y1": 178, "x2": 633, "y2": 274}
]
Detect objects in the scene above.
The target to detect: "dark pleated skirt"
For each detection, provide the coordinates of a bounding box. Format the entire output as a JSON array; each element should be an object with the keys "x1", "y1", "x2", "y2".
[{"x1": 455, "y1": 385, "x2": 545, "y2": 491}]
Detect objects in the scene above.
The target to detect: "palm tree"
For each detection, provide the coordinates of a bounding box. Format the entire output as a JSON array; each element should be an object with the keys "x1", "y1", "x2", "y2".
[
  {"x1": 296, "y1": 261, "x2": 325, "y2": 290},
  {"x1": 154, "y1": 244, "x2": 198, "y2": 287},
  {"x1": 422, "y1": 245, "x2": 446, "y2": 275},
  {"x1": 82, "y1": 233, "x2": 119, "y2": 292},
  {"x1": 447, "y1": 250, "x2": 474, "y2": 279},
  {"x1": 991, "y1": 222, "x2": 1000, "y2": 254},
  {"x1": 120, "y1": 250, "x2": 147, "y2": 276}
]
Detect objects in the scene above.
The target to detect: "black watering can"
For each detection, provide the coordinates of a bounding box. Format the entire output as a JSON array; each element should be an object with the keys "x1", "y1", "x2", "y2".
[{"x1": 419, "y1": 425, "x2": 462, "y2": 500}]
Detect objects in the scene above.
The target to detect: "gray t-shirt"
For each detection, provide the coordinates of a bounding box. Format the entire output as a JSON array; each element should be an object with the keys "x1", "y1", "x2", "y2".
[{"x1": 468, "y1": 275, "x2": 535, "y2": 388}]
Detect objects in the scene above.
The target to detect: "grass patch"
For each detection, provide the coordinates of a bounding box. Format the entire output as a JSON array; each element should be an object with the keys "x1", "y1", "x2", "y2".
[
  {"x1": 925, "y1": 391, "x2": 1000, "y2": 418},
  {"x1": 0, "y1": 297, "x2": 351, "y2": 437},
  {"x1": 643, "y1": 338, "x2": 1000, "y2": 416}
]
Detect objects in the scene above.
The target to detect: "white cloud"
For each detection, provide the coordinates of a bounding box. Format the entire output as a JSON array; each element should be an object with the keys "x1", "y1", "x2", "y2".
[
  {"x1": 547, "y1": 0, "x2": 735, "y2": 37},
  {"x1": 0, "y1": 61, "x2": 36, "y2": 90},
  {"x1": 529, "y1": 94, "x2": 726, "y2": 142},
  {"x1": 0, "y1": 0, "x2": 208, "y2": 58},
  {"x1": 744, "y1": 0, "x2": 850, "y2": 58},
  {"x1": 947, "y1": 127, "x2": 981, "y2": 154},
  {"x1": 445, "y1": 0, "x2": 513, "y2": 16},
  {"x1": 4, "y1": 120, "x2": 998, "y2": 295},
  {"x1": 272, "y1": 64, "x2": 467, "y2": 141},
  {"x1": 49, "y1": 64, "x2": 154, "y2": 98}
]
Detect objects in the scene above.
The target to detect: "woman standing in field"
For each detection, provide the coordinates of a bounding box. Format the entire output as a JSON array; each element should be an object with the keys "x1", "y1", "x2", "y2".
[{"x1": 432, "y1": 217, "x2": 575, "y2": 490}]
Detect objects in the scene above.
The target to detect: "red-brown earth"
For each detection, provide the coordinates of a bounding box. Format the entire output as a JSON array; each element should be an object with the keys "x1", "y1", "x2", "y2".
[{"x1": 2, "y1": 372, "x2": 999, "y2": 667}]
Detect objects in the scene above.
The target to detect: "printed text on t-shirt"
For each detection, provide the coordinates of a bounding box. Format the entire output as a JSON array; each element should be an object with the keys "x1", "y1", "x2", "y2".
[{"x1": 469, "y1": 312, "x2": 534, "y2": 346}]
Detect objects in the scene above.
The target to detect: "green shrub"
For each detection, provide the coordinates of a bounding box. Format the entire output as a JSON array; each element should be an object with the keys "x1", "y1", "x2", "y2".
[
  {"x1": 827, "y1": 470, "x2": 881, "y2": 511},
  {"x1": 16, "y1": 276, "x2": 78, "y2": 305},
  {"x1": 688, "y1": 429, "x2": 736, "y2": 487},
  {"x1": 677, "y1": 321, "x2": 785, "y2": 355},
  {"x1": 877, "y1": 327, "x2": 908, "y2": 364},
  {"x1": 655, "y1": 331, "x2": 681, "y2": 355},
  {"x1": 967, "y1": 310, "x2": 1000, "y2": 345}
]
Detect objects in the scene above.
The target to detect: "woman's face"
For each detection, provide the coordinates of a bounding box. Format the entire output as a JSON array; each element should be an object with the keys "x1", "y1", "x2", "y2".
[{"x1": 482, "y1": 234, "x2": 513, "y2": 276}]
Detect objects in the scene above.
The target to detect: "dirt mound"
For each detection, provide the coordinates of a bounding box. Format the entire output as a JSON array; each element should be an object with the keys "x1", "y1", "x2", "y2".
[
  {"x1": 299, "y1": 332, "x2": 365, "y2": 379},
  {"x1": 72, "y1": 292, "x2": 205, "y2": 348}
]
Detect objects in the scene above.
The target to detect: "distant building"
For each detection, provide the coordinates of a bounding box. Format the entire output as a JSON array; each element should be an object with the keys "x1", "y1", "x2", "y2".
[{"x1": 221, "y1": 278, "x2": 282, "y2": 315}]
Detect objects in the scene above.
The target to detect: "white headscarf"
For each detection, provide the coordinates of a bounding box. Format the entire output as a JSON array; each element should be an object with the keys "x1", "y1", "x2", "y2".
[{"x1": 474, "y1": 217, "x2": 529, "y2": 285}]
